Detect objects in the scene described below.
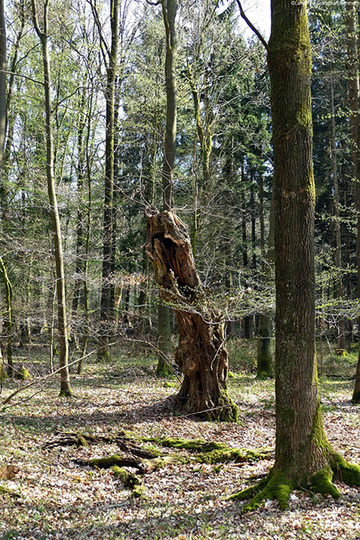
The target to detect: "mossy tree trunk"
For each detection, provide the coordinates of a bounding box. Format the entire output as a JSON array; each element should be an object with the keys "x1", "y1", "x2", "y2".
[
  {"x1": 232, "y1": 0, "x2": 360, "y2": 510},
  {"x1": 145, "y1": 208, "x2": 238, "y2": 422}
]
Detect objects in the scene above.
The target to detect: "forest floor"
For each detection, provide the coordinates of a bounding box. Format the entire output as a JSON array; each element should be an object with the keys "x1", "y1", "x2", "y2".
[{"x1": 0, "y1": 340, "x2": 359, "y2": 539}]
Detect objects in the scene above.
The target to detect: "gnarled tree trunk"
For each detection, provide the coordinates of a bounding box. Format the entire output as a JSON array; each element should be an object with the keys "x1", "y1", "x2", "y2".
[{"x1": 145, "y1": 208, "x2": 238, "y2": 422}]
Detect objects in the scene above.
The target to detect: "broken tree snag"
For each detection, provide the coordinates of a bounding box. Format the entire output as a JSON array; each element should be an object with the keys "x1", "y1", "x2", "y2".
[{"x1": 145, "y1": 208, "x2": 238, "y2": 422}]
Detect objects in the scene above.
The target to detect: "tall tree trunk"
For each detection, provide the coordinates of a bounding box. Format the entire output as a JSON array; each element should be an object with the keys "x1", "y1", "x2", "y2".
[
  {"x1": 32, "y1": 0, "x2": 72, "y2": 397},
  {"x1": 250, "y1": 178, "x2": 256, "y2": 271},
  {"x1": 161, "y1": 0, "x2": 176, "y2": 211},
  {"x1": 0, "y1": 0, "x2": 12, "y2": 373},
  {"x1": 97, "y1": 0, "x2": 120, "y2": 361},
  {"x1": 329, "y1": 75, "x2": 346, "y2": 351},
  {"x1": 77, "y1": 127, "x2": 93, "y2": 375},
  {"x1": 232, "y1": 0, "x2": 360, "y2": 510},
  {"x1": 71, "y1": 86, "x2": 87, "y2": 350},
  {"x1": 256, "y1": 188, "x2": 274, "y2": 379},
  {"x1": 146, "y1": 208, "x2": 238, "y2": 422},
  {"x1": 138, "y1": 134, "x2": 157, "y2": 335},
  {"x1": 344, "y1": 0, "x2": 360, "y2": 402},
  {"x1": 0, "y1": 0, "x2": 6, "y2": 177},
  {"x1": 0, "y1": 257, "x2": 12, "y2": 377},
  {"x1": 156, "y1": 0, "x2": 177, "y2": 376},
  {"x1": 241, "y1": 164, "x2": 252, "y2": 338}
]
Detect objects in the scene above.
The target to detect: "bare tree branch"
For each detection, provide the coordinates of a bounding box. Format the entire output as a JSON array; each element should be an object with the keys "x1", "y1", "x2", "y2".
[{"x1": 236, "y1": 0, "x2": 269, "y2": 53}]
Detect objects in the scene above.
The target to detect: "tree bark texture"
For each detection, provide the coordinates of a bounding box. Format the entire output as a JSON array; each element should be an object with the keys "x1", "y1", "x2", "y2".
[
  {"x1": 232, "y1": 0, "x2": 360, "y2": 511},
  {"x1": 270, "y1": 0, "x2": 324, "y2": 481},
  {"x1": 145, "y1": 208, "x2": 238, "y2": 422}
]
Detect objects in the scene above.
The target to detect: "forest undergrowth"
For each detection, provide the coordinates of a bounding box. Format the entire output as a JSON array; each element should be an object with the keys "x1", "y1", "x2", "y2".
[{"x1": 0, "y1": 340, "x2": 359, "y2": 540}]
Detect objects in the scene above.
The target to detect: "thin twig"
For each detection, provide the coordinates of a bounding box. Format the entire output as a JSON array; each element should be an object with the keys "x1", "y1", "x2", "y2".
[
  {"x1": 236, "y1": 0, "x2": 270, "y2": 53},
  {"x1": 1, "y1": 344, "x2": 117, "y2": 407}
]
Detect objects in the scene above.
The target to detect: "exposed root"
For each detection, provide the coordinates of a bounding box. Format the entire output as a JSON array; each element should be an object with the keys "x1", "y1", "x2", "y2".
[
  {"x1": 229, "y1": 454, "x2": 360, "y2": 512},
  {"x1": 229, "y1": 469, "x2": 295, "y2": 511},
  {"x1": 330, "y1": 453, "x2": 360, "y2": 487},
  {"x1": 310, "y1": 466, "x2": 340, "y2": 499}
]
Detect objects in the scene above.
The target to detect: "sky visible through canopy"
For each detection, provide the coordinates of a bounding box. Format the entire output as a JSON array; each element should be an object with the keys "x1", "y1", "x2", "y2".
[{"x1": 237, "y1": 0, "x2": 271, "y2": 40}]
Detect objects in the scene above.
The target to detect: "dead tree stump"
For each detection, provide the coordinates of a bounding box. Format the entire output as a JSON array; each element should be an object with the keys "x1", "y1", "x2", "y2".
[{"x1": 145, "y1": 208, "x2": 238, "y2": 422}]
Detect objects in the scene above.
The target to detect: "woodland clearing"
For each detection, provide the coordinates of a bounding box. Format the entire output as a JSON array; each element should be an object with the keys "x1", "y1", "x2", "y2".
[{"x1": 0, "y1": 341, "x2": 359, "y2": 540}]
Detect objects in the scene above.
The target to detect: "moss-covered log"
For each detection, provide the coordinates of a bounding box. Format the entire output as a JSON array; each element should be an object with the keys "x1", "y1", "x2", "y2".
[
  {"x1": 144, "y1": 437, "x2": 272, "y2": 465},
  {"x1": 44, "y1": 430, "x2": 158, "y2": 459},
  {"x1": 145, "y1": 208, "x2": 238, "y2": 422}
]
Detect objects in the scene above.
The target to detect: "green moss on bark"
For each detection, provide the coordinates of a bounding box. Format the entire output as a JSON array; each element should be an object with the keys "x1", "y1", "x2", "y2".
[
  {"x1": 310, "y1": 466, "x2": 340, "y2": 499},
  {"x1": 59, "y1": 389, "x2": 73, "y2": 397},
  {"x1": 144, "y1": 437, "x2": 271, "y2": 464},
  {"x1": 88, "y1": 454, "x2": 126, "y2": 468},
  {"x1": 229, "y1": 451, "x2": 360, "y2": 513},
  {"x1": 20, "y1": 368, "x2": 31, "y2": 380},
  {"x1": 330, "y1": 453, "x2": 360, "y2": 486},
  {"x1": 310, "y1": 401, "x2": 332, "y2": 453},
  {"x1": 112, "y1": 466, "x2": 141, "y2": 488},
  {"x1": 194, "y1": 392, "x2": 238, "y2": 423},
  {"x1": 229, "y1": 469, "x2": 295, "y2": 511}
]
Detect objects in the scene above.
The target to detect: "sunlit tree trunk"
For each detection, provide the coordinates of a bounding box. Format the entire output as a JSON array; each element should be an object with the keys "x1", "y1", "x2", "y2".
[
  {"x1": 32, "y1": 0, "x2": 72, "y2": 396},
  {"x1": 0, "y1": 0, "x2": 11, "y2": 375},
  {"x1": 233, "y1": 0, "x2": 360, "y2": 509}
]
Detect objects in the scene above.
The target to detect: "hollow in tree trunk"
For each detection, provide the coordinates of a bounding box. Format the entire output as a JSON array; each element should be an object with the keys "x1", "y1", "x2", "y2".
[{"x1": 145, "y1": 208, "x2": 238, "y2": 422}]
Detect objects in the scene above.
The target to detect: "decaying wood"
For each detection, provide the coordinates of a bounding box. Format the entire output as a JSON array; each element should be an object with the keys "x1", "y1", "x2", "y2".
[
  {"x1": 44, "y1": 430, "x2": 156, "y2": 459},
  {"x1": 0, "y1": 464, "x2": 19, "y2": 480},
  {"x1": 0, "y1": 464, "x2": 20, "y2": 499},
  {"x1": 145, "y1": 208, "x2": 238, "y2": 421}
]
